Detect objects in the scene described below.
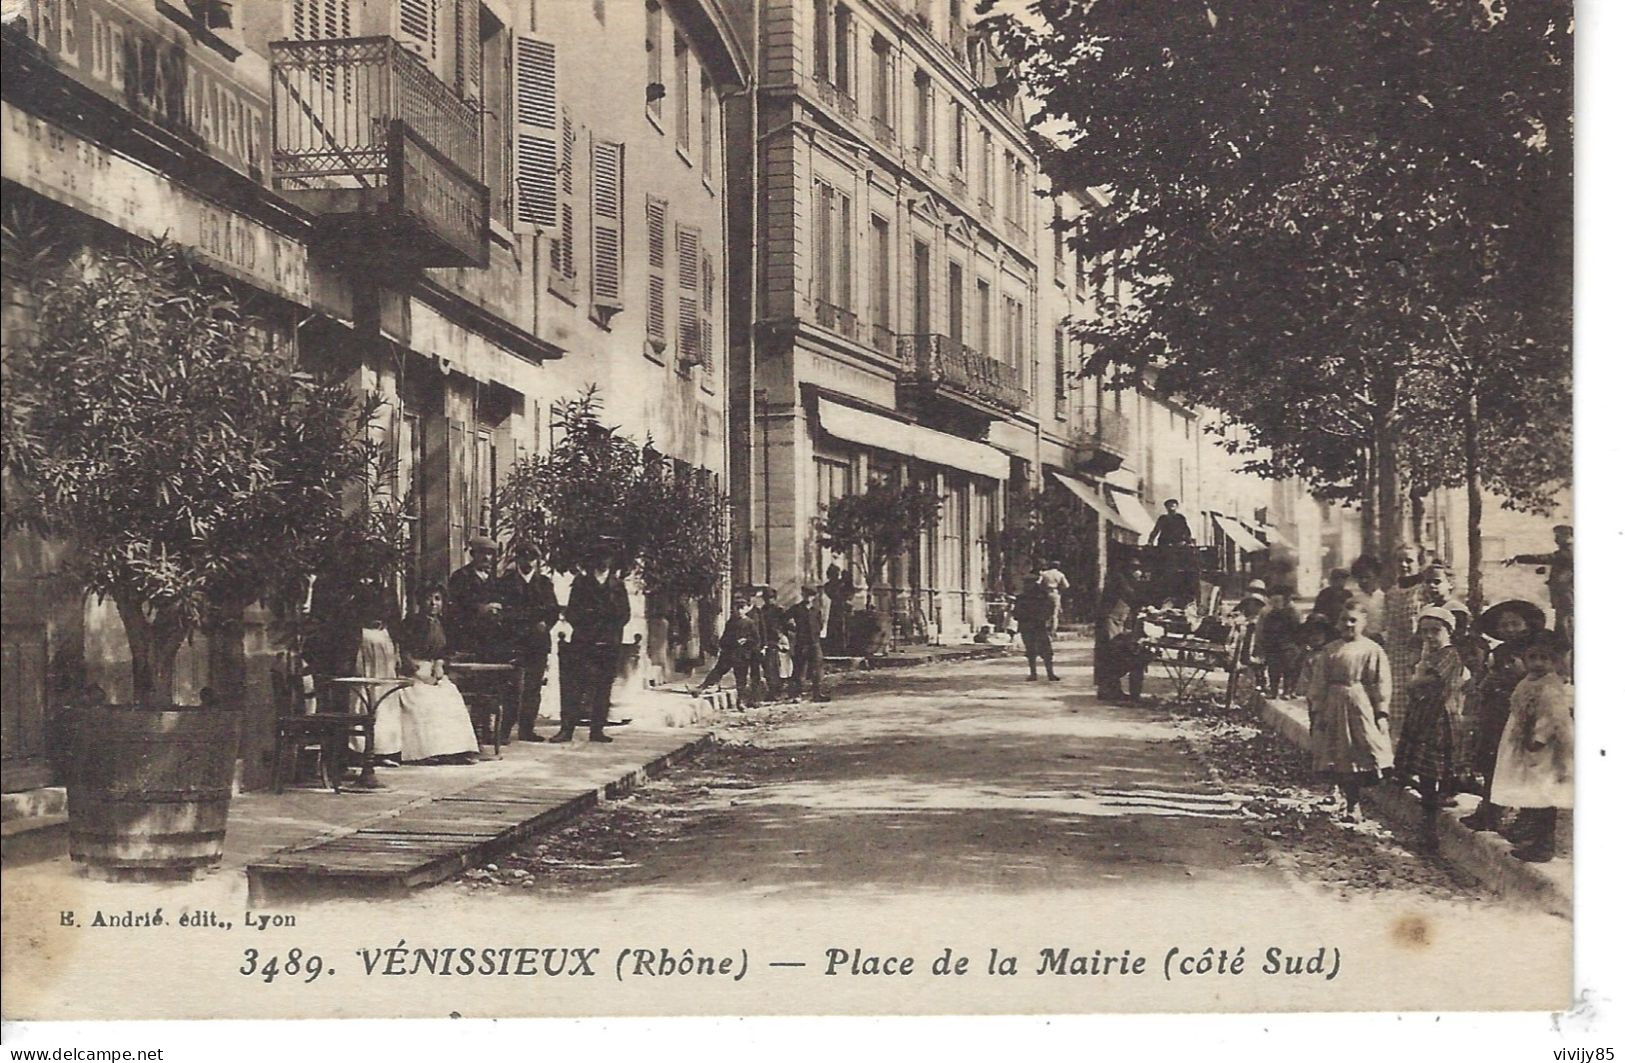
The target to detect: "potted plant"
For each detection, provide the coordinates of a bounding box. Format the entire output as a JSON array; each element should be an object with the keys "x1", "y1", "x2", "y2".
[
  {"x1": 1, "y1": 237, "x2": 375, "y2": 879},
  {"x1": 816, "y1": 477, "x2": 943, "y2": 651}
]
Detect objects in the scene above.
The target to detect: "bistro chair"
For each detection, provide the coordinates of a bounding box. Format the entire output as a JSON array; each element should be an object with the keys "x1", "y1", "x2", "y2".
[{"x1": 270, "y1": 654, "x2": 371, "y2": 793}]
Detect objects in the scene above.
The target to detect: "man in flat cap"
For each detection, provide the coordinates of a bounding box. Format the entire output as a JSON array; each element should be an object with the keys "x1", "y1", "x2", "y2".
[{"x1": 447, "y1": 535, "x2": 509, "y2": 661}]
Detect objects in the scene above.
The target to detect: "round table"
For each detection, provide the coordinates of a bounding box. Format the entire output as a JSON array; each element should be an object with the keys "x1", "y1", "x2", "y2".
[{"x1": 328, "y1": 676, "x2": 411, "y2": 789}]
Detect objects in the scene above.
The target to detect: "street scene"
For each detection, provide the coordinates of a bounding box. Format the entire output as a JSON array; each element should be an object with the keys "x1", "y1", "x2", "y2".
[{"x1": 0, "y1": 0, "x2": 1577, "y2": 1028}]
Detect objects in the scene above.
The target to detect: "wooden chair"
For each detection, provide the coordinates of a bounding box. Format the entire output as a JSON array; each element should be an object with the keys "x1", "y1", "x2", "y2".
[
  {"x1": 270, "y1": 656, "x2": 370, "y2": 793},
  {"x1": 444, "y1": 661, "x2": 518, "y2": 759}
]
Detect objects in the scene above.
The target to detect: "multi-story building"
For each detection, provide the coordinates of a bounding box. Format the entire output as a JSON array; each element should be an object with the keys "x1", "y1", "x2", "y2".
[
  {"x1": 0, "y1": 0, "x2": 746, "y2": 791},
  {"x1": 727, "y1": 0, "x2": 1043, "y2": 639}
]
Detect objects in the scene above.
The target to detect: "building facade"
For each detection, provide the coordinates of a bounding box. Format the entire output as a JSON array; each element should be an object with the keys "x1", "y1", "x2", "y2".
[{"x1": 0, "y1": 0, "x2": 746, "y2": 791}]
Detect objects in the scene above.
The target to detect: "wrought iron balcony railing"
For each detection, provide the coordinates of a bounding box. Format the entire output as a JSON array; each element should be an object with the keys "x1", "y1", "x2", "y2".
[
  {"x1": 896, "y1": 334, "x2": 1029, "y2": 413},
  {"x1": 1071, "y1": 405, "x2": 1133, "y2": 472},
  {"x1": 270, "y1": 36, "x2": 488, "y2": 268},
  {"x1": 870, "y1": 322, "x2": 897, "y2": 356},
  {"x1": 815, "y1": 299, "x2": 860, "y2": 341}
]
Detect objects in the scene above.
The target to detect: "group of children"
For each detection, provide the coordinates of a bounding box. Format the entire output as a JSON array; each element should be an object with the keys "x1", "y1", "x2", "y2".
[
  {"x1": 1240, "y1": 565, "x2": 1573, "y2": 863},
  {"x1": 696, "y1": 583, "x2": 829, "y2": 706}
]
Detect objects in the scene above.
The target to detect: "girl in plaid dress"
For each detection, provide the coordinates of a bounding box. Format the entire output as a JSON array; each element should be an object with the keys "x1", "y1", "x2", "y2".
[{"x1": 1394, "y1": 607, "x2": 1471, "y2": 852}]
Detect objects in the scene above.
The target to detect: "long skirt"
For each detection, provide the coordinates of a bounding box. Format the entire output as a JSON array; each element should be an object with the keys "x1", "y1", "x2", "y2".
[
  {"x1": 1312, "y1": 681, "x2": 1394, "y2": 779},
  {"x1": 386, "y1": 678, "x2": 480, "y2": 762},
  {"x1": 351, "y1": 626, "x2": 399, "y2": 755},
  {"x1": 1394, "y1": 688, "x2": 1464, "y2": 785}
]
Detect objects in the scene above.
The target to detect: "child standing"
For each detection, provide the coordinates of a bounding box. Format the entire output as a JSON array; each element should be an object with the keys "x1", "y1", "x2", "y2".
[
  {"x1": 698, "y1": 597, "x2": 763, "y2": 706},
  {"x1": 1393, "y1": 606, "x2": 1471, "y2": 851},
  {"x1": 1297, "y1": 615, "x2": 1337, "y2": 803},
  {"x1": 1255, "y1": 588, "x2": 1302, "y2": 698},
  {"x1": 1489, "y1": 630, "x2": 1573, "y2": 863},
  {"x1": 1460, "y1": 600, "x2": 1545, "y2": 833},
  {"x1": 1309, "y1": 604, "x2": 1394, "y2": 822}
]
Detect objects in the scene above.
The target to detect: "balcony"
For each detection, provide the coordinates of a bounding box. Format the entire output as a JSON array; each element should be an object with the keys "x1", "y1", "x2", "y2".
[
  {"x1": 813, "y1": 76, "x2": 859, "y2": 122},
  {"x1": 871, "y1": 117, "x2": 899, "y2": 154},
  {"x1": 896, "y1": 334, "x2": 1029, "y2": 414},
  {"x1": 815, "y1": 299, "x2": 861, "y2": 341},
  {"x1": 870, "y1": 323, "x2": 897, "y2": 356},
  {"x1": 1072, "y1": 405, "x2": 1133, "y2": 473},
  {"x1": 270, "y1": 36, "x2": 489, "y2": 270}
]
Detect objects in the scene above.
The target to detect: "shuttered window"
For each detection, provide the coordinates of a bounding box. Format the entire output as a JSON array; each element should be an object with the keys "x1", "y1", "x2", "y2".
[
  {"x1": 590, "y1": 138, "x2": 626, "y2": 309},
  {"x1": 646, "y1": 196, "x2": 669, "y2": 348},
  {"x1": 514, "y1": 34, "x2": 560, "y2": 233},
  {"x1": 290, "y1": 0, "x2": 353, "y2": 41},
  {"x1": 701, "y1": 250, "x2": 717, "y2": 372},
  {"x1": 453, "y1": 0, "x2": 480, "y2": 101},
  {"x1": 398, "y1": 0, "x2": 438, "y2": 61},
  {"x1": 550, "y1": 107, "x2": 577, "y2": 278},
  {"x1": 676, "y1": 224, "x2": 701, "y2": 366}
]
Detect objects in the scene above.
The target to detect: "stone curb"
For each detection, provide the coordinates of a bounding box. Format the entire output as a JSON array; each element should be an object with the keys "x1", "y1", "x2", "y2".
[{"x1": 1254, "y1": 697, "x2": 1572, "y2": 920}]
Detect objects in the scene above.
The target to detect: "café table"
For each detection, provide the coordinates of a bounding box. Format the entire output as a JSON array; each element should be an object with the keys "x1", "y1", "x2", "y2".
[
  {"x1": 443, "y1": 661, "x2": 521, "y2": 758},
  {"x1": 327, "y1": 675, "x2": 412, "y2": 790}
]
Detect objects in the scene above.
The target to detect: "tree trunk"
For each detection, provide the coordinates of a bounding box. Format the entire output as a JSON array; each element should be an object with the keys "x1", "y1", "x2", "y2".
[
  {"x1": 1374, "y1": 384, "x2": 1404, "y2": 588},
  {"x1": 1409, "y1": 486, "x2": 1427, "y2": 551},
  {"x1": 1464, "y1": 388, "x2": 1484, "y2": 616},
  {"x1": 113, "y1": 593, "x2": 186, "y2": 704},
  {"x1": 1359, "y1": 445, "x2": 1380, "y2": 557}
]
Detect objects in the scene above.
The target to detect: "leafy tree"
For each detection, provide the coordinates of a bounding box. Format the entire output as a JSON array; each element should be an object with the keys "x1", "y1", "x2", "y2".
[
  {"x1": 986, "y1": 0, "x2": 1570, "y2": 590},
  {"x1": 632, "y1": 443, "x2": 730, "y2": 620},
  {"x1": 816, "y1": 478, "x2": 943, "y2": 601},
  {"x1": 2, "y1": 238, "x2": 378, "y2": 704}
]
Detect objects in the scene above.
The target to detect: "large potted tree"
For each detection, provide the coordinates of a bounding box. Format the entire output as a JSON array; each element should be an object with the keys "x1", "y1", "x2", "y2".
[
  {"x1": 2, "y1": 238, "x2": 375, "y2": 879},
  {"x1": 816, "y1": 478, "x2": 943, "y2": 652}
]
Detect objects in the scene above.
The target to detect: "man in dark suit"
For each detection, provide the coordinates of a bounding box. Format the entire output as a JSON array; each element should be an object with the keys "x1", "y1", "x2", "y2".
[
  {"x1": 497, "y1": 541, "x2": 561, "y2": 742},
  {"x1": 1147, "y1": 499, "x2": 1194, "y2": 547},
  {"x1": 787, "y1": 580, "x2": 830, "y2": 702},
  {"x1": 757, "y1": 586, "x2": 789, "y2": 700},
  {"x1": 697, "y1": 596, "x2": 762, "y2": 706},
  {"x1": 446, "y1": 535, "x2": 508, "y2": 660},
  {"x1": 551, "y1": 544, "x2": 631, "y2": 744}
]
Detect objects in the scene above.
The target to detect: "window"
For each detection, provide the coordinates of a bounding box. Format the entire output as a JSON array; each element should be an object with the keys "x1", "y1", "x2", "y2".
[
  {"x1": 549, "y1": 106, "x2": 577, "y2": 282},
  {"x1": 975, "y1": 279, "x2": 991, "y2": 353},
  {"x1": 913, "y1": 68, "x2": 933, "y2": 157},
  {"x1": 676, "y1": 224, "x2": 702, "y2": 366},
  {"x1": 834, "y1": 5, "x2": 854, "y2": 94},
  {"x1": 589, "y1": 138, "x2": 625, "y2": 313},
  {"x1": 289, "y1": 0, "x2": 354, "y2": 42},
  {"x1": 646, "y1": 1, "x2": 662, "y2": 120},
  {"x1": 947, "y1": 261, "x2": 964, "y2": 342},
  {"x1": 951, "y1": 100, "x2": 967, "y2": 173},
  {"x1": 702, "y1": 249, "x2": 718, "y2": 372},
  {"x1": 673, "y1": 35, "x2": 690, "y2": 152},
  {"x1": 813, "y1": 0, "x2": 831, "y2": 81},
  {"x1": 1015, "y1": 161, "x2": 1029, "y2": 232},
  {"x1": 980, "y1": 128, "x2": 994, "y2": 205},
  {"x1": 1053, "y1": 328, "x2": 1068, "y2": 417},
  {"x1": 1053, "y1": 204, "x2": 1066, "y2": 269},
  {"x1": 482, "y1": 22, "x2": 512, "y2": 227},
  {"x1": 700, "y1": 73, "x2": 715, "y2": 182},
  {"x1": 813, "y1": 180, "x2": 853, "y2": 310},
  {"x1": 397, "y1": 0, "x2": 438, "y2": 62},
  {"x1": 646, "y1": 196, "x2": 668, "y2": 349},
  {"x1": 869, "y1": 214, "x2": 891, "y2": 331},
  {"x1": 871, "y1": 35, "x2": 893, "y2": 128},
  {"x1": 912, "y1": 240, "x2": 931, "y2": 334},
  {"x1": 514, "y1": 33, "x2": 560, "y2": 234}
]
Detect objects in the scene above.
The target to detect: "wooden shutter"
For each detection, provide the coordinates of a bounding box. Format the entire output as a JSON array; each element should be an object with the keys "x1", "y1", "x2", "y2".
[
  {"x1": 453, "y1": 0, "x2": 481, "y2": 100},
  {"x1": 290, "y1": 0, "x2": 353, "y2": 40},
  {"x1": 676, "y1": 224, "x2": 701, "y2": 365},
  {"x1": 514, "y1": 33, "x2": 560, "y2": 234},
  {"x1": 398, "y1": 0, "x2": 438, "y2": 61},
  {"x1": 701, "y1": 249, "x2": 716, "y2": 372},
  {"x1": 590, "y1": 138, "x2": 625, "y2": 308},
  {"x1": 448, "y1": 419, "x2": 468, "y2": 565},
  {"x1": 550, "y1": 107, "x2": 577, "y2": 276},
  {"x1": 647, "y1": 196, "x2": 668, "y2": 346}
]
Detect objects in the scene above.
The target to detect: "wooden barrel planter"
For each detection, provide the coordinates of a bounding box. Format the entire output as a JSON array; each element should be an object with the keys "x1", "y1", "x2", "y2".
[{"x1": 66, "y1": 704, "x2": 240, "y2": 881}]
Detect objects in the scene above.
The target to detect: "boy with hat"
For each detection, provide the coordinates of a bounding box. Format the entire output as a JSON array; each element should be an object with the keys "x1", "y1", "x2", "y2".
[{"x1": 698, "y1": 596, "x2": 763, "y2": 706}]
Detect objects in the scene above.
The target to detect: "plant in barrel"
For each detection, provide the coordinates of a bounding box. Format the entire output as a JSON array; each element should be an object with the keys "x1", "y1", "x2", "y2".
[{"x1": 1, "y1": 237, "x2": 375, "y2": 878}]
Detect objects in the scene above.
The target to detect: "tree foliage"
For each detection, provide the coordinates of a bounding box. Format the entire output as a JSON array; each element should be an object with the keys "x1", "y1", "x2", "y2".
[
  {"x1": 1, "y1": 236, "x2": 378, "y2": 703},
  {"x1": 985, "y1": 0, "x2": 1571, "y2": 541},
  {"x1": 496, "y1": 389, "x2": 729, "y2": 614},
  {"x1": 816, "y1": 478, "x2": 943, "y2": 591}
]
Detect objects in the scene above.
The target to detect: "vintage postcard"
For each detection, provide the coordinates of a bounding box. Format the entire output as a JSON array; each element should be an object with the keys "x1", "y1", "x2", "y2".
[{"x1": 0, "y1": 0, "x2": 1589, "y2": 1032}]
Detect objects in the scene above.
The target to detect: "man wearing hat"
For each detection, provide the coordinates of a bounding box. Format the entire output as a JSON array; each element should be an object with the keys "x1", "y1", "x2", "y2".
[
  {"x1": 497, "y1": 541, "x2": 561, "y2": 742},
  {"x1": 786, "y1": 580, "x2": 830, "y2": 702},
  {"x1": 1147, "y1": 499, "x2": 1194, "y2": 547},
  {"x1": 447, "y1": 535, "x2": 509, "y2": 661},
  {"x1": 1505, "y1": 524, "x2": 1574, "y2": 648},
  {"x1": 552, "y1": 541, "x2": 631, "y2": 744}
]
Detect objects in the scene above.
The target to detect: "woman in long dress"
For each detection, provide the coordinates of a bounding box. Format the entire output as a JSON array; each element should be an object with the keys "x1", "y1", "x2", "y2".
[
  {"x1": 1394, "y1": 606, "x2": 1471, "y2": 851},
  {"x1": 384, "y1": 584, "x2": 481, "y2": 765},
  {"x1": 1310, "y1": 603, "x2": 1394, "y2": 822}
]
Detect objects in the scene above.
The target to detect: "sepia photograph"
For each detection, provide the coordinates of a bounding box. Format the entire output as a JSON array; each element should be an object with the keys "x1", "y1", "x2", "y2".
[{"x1": 0, "y1": 0, "x2": 1605, "y2": 1045}]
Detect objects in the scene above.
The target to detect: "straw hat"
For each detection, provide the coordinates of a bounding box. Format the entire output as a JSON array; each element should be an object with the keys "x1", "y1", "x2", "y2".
[{"x1": 1475, "y1": 599, "x2": 1546, "y2": 638}]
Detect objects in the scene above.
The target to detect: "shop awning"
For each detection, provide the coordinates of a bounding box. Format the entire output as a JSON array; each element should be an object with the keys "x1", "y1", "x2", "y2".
[
  {"x1": 1212, "y1": 513, "x2": 1269, "y2": 554},
  {"x1": 817, "y1": 399, "x2": 1009, "y2": 480},
  {"x1": 1107, "y1": 491, "x2": 1157, "y2": 538},
  {"x1": 1049, "y1": 470, "x2": 1135, "y2": 531}
]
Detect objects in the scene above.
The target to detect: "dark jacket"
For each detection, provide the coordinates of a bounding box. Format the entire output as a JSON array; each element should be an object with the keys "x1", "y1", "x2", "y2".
[
  {"x1": 1312, "y1": 586, "x2": 1352, "y2": 622},
  {"x1": 1149, "y1": 512, "x2": 1194, "y2": 546},
  {"x1": 399, "y1": 613, "x2": 448, "y2": 662},
  {"x1": 787, "y1": 597, "x2": 823, "y2": 652},
  {"x1": 447, "y1": 563, "x2": 507, "y2": 657},
  {"x1": 1013, "y1": 584, "x2": 1051, "y2": 632},
  {"x1": 718, "y1": 614, "x2": 762, "y2": 660},
  {"x1": 564, "y1": 572, "x2": 630, "y2": 648},
  {"x1": 1256, "y1": 603, "x2": 1301, "y2": 653},
  {"x1": 497, "y1": 568, "x2": 561, "y2": 659}
]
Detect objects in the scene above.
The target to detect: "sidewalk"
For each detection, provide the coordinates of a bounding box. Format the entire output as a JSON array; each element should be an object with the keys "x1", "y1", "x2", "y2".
[{"x1": 1254, "y1": 695, "x2": 1573, "y2": 919}]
